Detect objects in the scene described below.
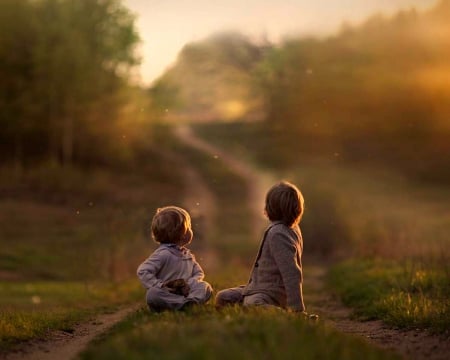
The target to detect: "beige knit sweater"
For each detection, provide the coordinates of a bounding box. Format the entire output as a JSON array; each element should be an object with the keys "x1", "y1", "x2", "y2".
[{"x1": 244, "y1": 221, "x2": 305, "y2": 312}]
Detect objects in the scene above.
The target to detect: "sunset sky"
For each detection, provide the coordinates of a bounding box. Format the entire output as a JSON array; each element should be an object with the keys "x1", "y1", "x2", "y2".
[{"x1": 124, "y1": 0, "x2": 438, "y2": 85}]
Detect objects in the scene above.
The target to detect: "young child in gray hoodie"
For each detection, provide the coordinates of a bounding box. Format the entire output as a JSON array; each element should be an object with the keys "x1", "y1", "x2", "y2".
[{"x1": 137, "y1": 206, "x2": 213, "y2": 311}]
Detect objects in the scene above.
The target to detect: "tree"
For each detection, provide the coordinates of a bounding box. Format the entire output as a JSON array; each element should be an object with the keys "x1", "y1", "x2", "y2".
[
  {"x1": 0, "y1": 0, "x2": 39, "y2": 166},
  {"x1": 31, "y1": 0, "x2": 140, "y2": 165}
]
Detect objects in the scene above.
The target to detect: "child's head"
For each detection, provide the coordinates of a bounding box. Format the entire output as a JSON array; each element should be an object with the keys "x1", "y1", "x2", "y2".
[
  {"x1": 264, "y1": 181, "x2": 304, "y2": 227},
  {"x1": 151, "y1": 206, "x2": 193, "y2": 246}
]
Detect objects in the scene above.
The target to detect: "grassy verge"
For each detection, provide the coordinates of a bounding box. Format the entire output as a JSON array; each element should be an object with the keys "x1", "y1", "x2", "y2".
[
  {"x1": 328, "y1": 260, "x2": 450, "y2": 334},
  {"x1": 80, "y1": 269, "x2": 399, "y2": 360},
  {"x1": 0, "y1": 280, "x2": 142, "y2": 348}
]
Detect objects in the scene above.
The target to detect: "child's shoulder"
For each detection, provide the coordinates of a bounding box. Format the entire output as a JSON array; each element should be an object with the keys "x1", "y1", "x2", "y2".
[
  {"x1": 149, "y1": 245, "x2": 173, "y2": 258},
  {"x1": 152, "y1": 244, "x2": 194, "y2": 259},
  {"x1": 267, "y1": 222, "x2": 301, "y2": 240},
  {"x1": 267, "y1": 221, "x2": 289, "y2": 233}
]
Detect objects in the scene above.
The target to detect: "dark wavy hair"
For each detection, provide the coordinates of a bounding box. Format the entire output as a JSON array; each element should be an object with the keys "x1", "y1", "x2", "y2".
[{"x1": 264, "y1": 181, "x2": 304, "y2": 227}]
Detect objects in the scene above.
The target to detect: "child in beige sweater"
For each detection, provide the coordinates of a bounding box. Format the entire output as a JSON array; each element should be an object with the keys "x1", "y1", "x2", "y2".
[{"x1": 215, "y1": 181, "x2": 306, "y2": 312}]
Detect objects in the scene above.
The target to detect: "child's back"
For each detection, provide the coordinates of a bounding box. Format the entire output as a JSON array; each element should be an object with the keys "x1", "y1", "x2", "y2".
[
  {"x1": 137, "y1": 206, "x2": 212, "y2": 311},
  {"x1": 215, "y1": 181, "x2": 305, "y2": 312}
]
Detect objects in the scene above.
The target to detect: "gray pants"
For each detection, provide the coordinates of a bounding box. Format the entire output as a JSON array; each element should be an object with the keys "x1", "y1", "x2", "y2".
[
  {"x1": 146, "y1": 281, "x2": 213, "y2": 311},
  {"x1": 215, "y1": 286, "x2": 278, "y2": 308}
]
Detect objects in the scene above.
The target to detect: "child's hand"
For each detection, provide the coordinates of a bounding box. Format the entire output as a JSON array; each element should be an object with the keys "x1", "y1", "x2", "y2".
[{"x1": 163, "y1": 279, "x2": 190, "y2": 296}]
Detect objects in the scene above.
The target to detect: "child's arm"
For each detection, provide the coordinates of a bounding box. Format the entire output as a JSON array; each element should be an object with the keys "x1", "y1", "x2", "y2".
[
  {"x1": 136, "y1": 252, "x2": 166, "y2": 289},
  {"x1": 269, "y1": 231, "x2": 305, "y2": 312}
]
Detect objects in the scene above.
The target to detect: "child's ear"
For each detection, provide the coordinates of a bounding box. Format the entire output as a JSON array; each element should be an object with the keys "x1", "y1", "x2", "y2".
[
  {"x1": 185, "y1": 229, "x2": 193, "y2": 242},
  {"x1": 180, "y1": 229, "x2": 193, "y2": 245}
]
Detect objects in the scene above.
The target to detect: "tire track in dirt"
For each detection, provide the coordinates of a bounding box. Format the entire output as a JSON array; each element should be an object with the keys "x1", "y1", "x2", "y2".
[
  {"x1": 305, "y1": 264, "x2": 449, "y2": 360},
  {"x1": 173, "y1": 124, "x2": 272, "y2": 241},
  {"x1": 2, "y1": 304, "x2": 140, "y2": 360}
]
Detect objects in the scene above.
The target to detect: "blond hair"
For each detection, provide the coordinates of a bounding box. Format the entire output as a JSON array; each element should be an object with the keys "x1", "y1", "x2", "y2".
[{"x1": 151, "y1": 206, "x2": 191, "y2": 244}]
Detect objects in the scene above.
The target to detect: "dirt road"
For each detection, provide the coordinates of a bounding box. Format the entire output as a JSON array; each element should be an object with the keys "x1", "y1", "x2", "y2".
[{"x1": 2, "y1": 305, "x2": 140, "y2": 360}]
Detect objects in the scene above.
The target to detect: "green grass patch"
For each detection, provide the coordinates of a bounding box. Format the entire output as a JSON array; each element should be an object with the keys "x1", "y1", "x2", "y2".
[
  {"x1": 328, "y1": 260, "x2": 450, "y2": 334},
  {"x1": 0, "y1": 279, "x2": 142, "y2": 349},
  {"x1": 81, "y1": 267, "x2": 399, "y2": 360},
  {"x1": 80, "y1": 303, "x2": 399, "y2": 360}
]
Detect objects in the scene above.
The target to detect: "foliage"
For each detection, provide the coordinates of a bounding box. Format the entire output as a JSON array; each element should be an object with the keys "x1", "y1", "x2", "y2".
[
  {"x1": 254, "y1": 0, "x2": 450, "y2": 184},
  {"x1": 0, "y1": 0, "x2": 141, "y2": 166},
  {"x1": 328, "y1": 260, "x2": 450, "y2": 334},
  {"x1": 165, "y1": 1, "x2": 450, "y2": 184},
  {"x1": 151, "y1": 32, "x2": 267, "y2": 122}
]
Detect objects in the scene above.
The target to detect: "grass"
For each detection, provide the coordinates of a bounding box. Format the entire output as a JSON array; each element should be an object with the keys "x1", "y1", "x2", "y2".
[
  {"x1": 0, "y1": 280, "x2": 142, "y2": 348},
  {"x1": 328, "y1": 260, "x2": 450, "y2": 334},
  {"x1": 0, "y1": 135, "x2": 187, "y2": 350},
  {"x1": 80, "y1": 270, "x2": 400, "y2": 360}
]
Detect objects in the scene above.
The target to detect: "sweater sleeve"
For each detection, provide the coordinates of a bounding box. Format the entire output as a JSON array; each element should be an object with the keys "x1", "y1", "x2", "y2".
[
  {"x1": 187, "y1": 252, "x2": 205, "y2": 286},
  {"x1": 136, "y1": 251, "x2": 166, "y2": 289},
  {"x1": 268, "y1": 229, "x2": 305, "y2": 312}
]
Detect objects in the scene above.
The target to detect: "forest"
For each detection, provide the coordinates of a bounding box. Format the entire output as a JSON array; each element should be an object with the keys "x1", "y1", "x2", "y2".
[
  {"x1": 0, "y1": 0, "x2": 152, "y2": 168},
  {"x1": 1, "y1": 0, "x2": 449, "y2": 185}
]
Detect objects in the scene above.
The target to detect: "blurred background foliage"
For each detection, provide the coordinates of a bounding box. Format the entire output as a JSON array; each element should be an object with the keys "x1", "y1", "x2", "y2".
[
  {"x1": 0, "y1": 0, "x2": 154, "y2": 168},
  {"x1": 153, "y1": 0, "x2": 450, "y2": 185},
  {"x1": 1, "y1": 0, "x2": 449, "y2": 185},
  {"x1": 0, "y1": 0, "x2": 449, "y2": 267}
]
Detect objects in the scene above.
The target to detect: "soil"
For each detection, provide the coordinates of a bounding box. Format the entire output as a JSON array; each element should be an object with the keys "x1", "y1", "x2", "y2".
[
  {"x1": 2, "y1": 125, "x2": 448, "y2": 360},
  {"x1": 305, "y1": 265, "x2": 450, "y2": 360},
  {"x1": 1, "y1": 304, "x2": 141, "y2": 360}
]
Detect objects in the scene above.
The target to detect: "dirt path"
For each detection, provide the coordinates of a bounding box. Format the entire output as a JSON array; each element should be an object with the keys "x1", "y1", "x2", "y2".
[
  {"x1": 174, "y1": 124, "x2": 272, "y2": 240},
  {"x1": 2, "y1": 304, "x2": 140, "y2": 360},
  {"x1": 305, "y1": 265, "x2": 449, "y2": 360}
]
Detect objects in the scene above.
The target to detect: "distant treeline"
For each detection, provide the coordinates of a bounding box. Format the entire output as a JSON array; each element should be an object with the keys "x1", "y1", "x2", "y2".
[
  {"x1": 0, "y1": 0, "x2": 149, "y2": 167},
  {"x1": 155, "y1": 0, "x2": 450, "y2": 185},
  {"x1": 257, "y1": 0, "x2": 450, "y2": 184}
]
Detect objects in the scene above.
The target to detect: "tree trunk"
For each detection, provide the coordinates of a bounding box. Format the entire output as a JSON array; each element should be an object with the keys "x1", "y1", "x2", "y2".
[{"x1": 62, "y1": 114, "x2": 73, "y2": 165}]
